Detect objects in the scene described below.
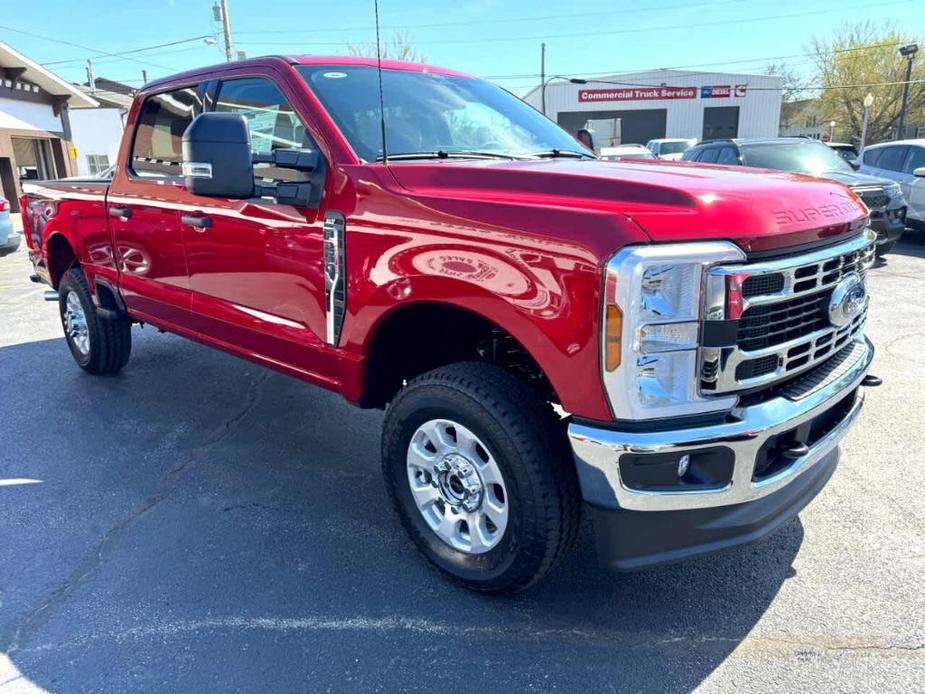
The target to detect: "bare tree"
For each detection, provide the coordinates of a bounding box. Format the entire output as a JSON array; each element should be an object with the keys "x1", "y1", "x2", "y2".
[
  {"x1": 764, "y1": 62, "x2": 805, "y2": 102},
  {"x1": 808, "y1": 21, "x2": 923, "y2": 144},
  {"x1": 347, "y1": 31, "x2": 425, "y2": 63}
]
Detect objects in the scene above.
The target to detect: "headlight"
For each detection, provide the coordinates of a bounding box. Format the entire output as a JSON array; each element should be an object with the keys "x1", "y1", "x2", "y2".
[{"x1": 602, "y1": 241, "x2": 746, "y2": 420}]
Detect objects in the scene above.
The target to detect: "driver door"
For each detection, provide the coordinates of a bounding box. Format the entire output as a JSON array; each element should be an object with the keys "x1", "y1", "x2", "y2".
[{"x1": 179, "y1": 74, "x2": 333, "y2": 379}]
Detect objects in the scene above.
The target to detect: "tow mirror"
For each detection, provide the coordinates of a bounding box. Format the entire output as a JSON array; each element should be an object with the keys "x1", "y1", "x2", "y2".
[
  {"x1": 182, "y1": 113, "x2": 254, "y2": 198},
  {"x1": 914, "y1": 166, "x2": 925, "y2": 177}
]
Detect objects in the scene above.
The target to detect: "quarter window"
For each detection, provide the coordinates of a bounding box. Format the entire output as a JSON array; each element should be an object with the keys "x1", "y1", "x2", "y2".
[
  {"x1": 902, "y1": 146, "x2": 925, "y2": 174},
  {"x1": 214, "y1": 77, "x2": 315, "y2": 182},
  {"x1": 131, "y1": 87, "x2": 201, "y2": 177}
]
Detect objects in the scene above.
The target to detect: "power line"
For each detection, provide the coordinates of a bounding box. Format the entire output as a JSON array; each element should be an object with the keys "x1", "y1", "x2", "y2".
[
  {"x1": 41, "y1": 35, "x2": 214, "y2": 67},
  {"x1": 481, "y1": 41, "x2": 910, "y2": 81},
  {"x1": 234, "y1": 0, "x2": 754, "y2": 36},
  {"x1": 235, "y1": 0, "x2": 912, "y2": 47},
  {"x1": 0, "y1": 23, "x2": 177, "y2": 70}
]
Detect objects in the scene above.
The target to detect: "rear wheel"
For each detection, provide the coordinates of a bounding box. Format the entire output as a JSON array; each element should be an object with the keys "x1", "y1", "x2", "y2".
[
  {"x1": 58, "y1": 268, "x2": 132, "y2": 374},
  {"x1": 382, "y1": 362, "x2": 579, "y2": 594}
]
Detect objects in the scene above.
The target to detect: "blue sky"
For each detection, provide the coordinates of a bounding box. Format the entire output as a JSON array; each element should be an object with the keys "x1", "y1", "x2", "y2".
[{"x1": 2, "y1": 0, "x2": 922, "y2": 95}]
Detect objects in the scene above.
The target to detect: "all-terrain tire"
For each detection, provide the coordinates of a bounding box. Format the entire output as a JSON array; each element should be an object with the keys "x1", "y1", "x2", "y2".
[
  {"x1": 382, "y1": 362, "x2": 580, "y2": 594},
  {"x1": 58, "y1": 268, "x2": 131, "y2": 375}
]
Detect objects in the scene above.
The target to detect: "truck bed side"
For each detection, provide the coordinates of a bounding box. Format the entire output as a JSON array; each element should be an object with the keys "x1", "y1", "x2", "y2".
[{"x1": 21, "y1": 179, "x2": 117, "y2": 300}]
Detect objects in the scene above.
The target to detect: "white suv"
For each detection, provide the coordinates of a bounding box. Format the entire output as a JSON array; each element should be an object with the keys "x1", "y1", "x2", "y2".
[
  {"x1": 859, "y1": 139, "x2": 925, "y2": 228},
  {"x1": 645, "y1": 138, "x2": 697, "y2": 160}
]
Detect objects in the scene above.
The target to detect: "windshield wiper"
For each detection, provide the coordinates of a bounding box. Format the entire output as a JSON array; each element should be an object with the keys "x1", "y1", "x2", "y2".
[
  {"x1": 527, "y1": 149, "x2": 595, "y2": 160},
  {"x1": 376, "y1": 150, "x2": 524, "y2": 162}
]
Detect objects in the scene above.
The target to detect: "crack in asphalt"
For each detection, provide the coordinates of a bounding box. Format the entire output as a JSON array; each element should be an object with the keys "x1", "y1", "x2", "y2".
[
  {"x1": 2, "y1": 371, "x2": 271, "y2": 654},
  {"x1": 7, "y1": 615, "x2": 924, "y2": 658}
]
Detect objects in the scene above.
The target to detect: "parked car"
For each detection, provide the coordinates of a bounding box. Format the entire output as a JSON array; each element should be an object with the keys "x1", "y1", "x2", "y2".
[
  {"x1": 826, "y1": 142, "x2": 859, "y2": 166},
  {"x1": 21, "y1": 56, "x2": 877, "y2": 593},
  {"x1": 683, "y1": 137, "x2": 907, "y2": 255},
  {"x1": 599, "y1": 144, "x2": 656, "y2": 161},
  {"x1": 646, "y1": 137, "x2": 697, "y2": 160},
  {"x1": 0, "y1": 196, "x2": 20, "y2": 257},
  {"x1": 859, "y1": 139, "x2": 925, "y2": 230}
]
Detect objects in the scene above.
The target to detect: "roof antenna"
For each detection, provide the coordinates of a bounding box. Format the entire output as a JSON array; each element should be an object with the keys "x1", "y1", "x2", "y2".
[{"x1": 374, "y1": 0, "x2": 388, "y2": 165}]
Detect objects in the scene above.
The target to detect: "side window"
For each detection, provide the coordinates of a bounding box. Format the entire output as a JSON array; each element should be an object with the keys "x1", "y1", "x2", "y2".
[
  {"x1": 862, "y1": 148, "x2": 883, "y2": 167},
  {"x1": 682, "y1": 148, "x2": 701, "y2": 162},
  {"x1": 902, "y1": 146, "x2": 925, "y2": 174},
  {"x1": 699, "y1": 147, "x2": 719, "y2": 164},
  {"x1": 214, "y1": 77, "x2": 315, "y2": 182},
  {"x1": 131, "y1": 87, "x2": 201, "y2": 177},
  {"x1": 716, "y1": 146, "x2": 738, "y2": 165},
  {"x1": 876, "y1": 146, "x2": 908, "y2": 172}
]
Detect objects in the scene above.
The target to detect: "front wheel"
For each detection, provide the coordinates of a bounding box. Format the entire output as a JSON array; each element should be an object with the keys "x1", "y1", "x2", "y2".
[
  {"x1": 382, "y1": 362, "x2": 580, "y2": 594},
  {"x1": 58, "y1": 268, "x2": 132, "y2": 374}
]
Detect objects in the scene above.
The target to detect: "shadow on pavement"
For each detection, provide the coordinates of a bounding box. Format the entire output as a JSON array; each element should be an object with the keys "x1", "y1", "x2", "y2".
[{"x1": 0, "y1": 333, "x2": 802, "y2": 692}]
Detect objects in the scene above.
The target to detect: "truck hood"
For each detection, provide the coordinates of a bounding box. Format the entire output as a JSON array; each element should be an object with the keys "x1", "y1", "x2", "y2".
[{"x1": 388, "y1": 158, "x2": 869, "y2": 254}]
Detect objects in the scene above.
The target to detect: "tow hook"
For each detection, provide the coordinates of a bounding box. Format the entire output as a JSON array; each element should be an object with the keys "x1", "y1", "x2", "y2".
[{"x1": 861, "y1": 374, "x2": 883, "y2": 387}]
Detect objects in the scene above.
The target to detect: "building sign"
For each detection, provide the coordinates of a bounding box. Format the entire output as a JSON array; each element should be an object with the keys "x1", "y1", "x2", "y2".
[
  {"x1": 701, "y1": 85, "x2": 732, "y2": 98},
  {"x1": 580, "y1": 84, "x2": 750, "y2": 103},
  {"x1": 578, "y1": 86, "x2": 698, "y2": 102}
]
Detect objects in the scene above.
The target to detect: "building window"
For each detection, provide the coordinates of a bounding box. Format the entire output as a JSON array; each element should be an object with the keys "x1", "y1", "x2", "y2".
[{"x1": 86, "y1": 154, "x2": 111, "y2": 176}]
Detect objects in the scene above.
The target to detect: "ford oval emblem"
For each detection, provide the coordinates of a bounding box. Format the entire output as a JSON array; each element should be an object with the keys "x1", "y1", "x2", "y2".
[{"x1": 828, "y1": 273, "x2": 867, "y2": 328}]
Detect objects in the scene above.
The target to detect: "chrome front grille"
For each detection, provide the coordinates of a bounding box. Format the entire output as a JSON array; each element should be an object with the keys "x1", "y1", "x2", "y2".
[{"x1": 701, "y1": 230, "x2": 876, "y2": 394}]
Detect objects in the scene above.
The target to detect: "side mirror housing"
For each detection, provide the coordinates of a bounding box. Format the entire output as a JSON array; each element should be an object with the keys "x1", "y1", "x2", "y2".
[
  {"x1": 182, "y1": 113, "x2": 254, "y2": 198},
  {"x1": 914, "y1": 166, "x2": 925, "y2": 177}
]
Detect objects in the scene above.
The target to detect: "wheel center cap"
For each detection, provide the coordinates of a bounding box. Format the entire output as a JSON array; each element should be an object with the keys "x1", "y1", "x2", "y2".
[{"x1": 434, "y1": 454, "x2": 483, "y2": 512}]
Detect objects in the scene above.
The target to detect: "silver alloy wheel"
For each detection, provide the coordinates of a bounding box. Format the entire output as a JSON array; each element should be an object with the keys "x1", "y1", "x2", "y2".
[
  {"x1": 406, "y1": 419, "x2": 509, "y2": 554},
  {"x1": 64, "y1": 291, "x2": 90, "y2": 356}
]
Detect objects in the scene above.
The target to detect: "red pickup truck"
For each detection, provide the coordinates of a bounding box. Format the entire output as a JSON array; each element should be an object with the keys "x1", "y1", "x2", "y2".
[{"x1": 22, "y1": 56, "x2": 877, "y2": 593}]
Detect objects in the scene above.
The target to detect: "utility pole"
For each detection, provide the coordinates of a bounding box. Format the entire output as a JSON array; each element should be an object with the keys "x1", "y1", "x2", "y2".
[
  {"x1": 219, "y1": 0, "x2": 234, "y2": 62},
  {"x1": 85, "y1": 59, "x2": 95, "y2": 93},
  {"x1": 540, "y1": 43, "x2": 546, "y2": 116},
  {"x1": 897, "y1": 44, "x2": 918, "y2": 140}
]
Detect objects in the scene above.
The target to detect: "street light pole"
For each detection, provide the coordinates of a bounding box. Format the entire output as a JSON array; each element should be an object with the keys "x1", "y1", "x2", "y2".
[
  {"x1": 860, "y1": 93, "x2": 874, "y2": 151},
  {"x1": 897, "y1": 43, "x2": 918, "y2": 140},
  {"x1": 540, "y1": 76, "x2": 587, "y2": 118}
]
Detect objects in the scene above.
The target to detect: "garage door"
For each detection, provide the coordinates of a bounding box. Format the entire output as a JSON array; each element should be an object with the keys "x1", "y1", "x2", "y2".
[{"x1": 557, "y1": 109, "x2": 667, "y2": 145}]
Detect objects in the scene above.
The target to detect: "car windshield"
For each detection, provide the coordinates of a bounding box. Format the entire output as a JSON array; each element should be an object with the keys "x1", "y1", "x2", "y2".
[
  {"x1": 739, "y1": 140, "x2": 854, "y2": 175},
  {"x1": 297, "y1": 65, "x2": 592, "y2": 162},
  {"x1": 659, "y1": 141, "x2": 692, "y2": 155}
]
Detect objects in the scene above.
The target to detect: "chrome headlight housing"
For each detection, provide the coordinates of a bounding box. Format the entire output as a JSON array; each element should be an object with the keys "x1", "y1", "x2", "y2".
[{"x1": 601, "y1": 241, "x2": 746, "y2": 420}]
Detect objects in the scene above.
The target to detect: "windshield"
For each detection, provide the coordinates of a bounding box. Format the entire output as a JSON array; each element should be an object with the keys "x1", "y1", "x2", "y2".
[
  {"x1": 297, "y1": 65, "x2": 591, "y2": 162},
  {"x1": 659, "y1": 141, "x2": 692, "y2": 155},
  {"x1": 739, "y1": 140, "x2": 854, "y2": 175}
]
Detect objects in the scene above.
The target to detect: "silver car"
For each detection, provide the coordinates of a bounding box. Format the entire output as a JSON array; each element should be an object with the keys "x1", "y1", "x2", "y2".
[
  {"x1": 0, "y1": 196, "x2": 20, "y2": 257},
  {"x1": 859, "y1": 139, "x2": 925, "y2": 229}
]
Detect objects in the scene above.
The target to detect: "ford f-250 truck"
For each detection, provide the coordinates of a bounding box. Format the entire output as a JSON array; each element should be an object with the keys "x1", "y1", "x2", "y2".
[{"x1": 22, "y1": 56, "x2": 878, "y2": 593}]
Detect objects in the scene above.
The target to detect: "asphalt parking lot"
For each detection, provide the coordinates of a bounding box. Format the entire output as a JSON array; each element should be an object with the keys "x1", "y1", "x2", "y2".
[{"x1": 1, "y1": 233, "x2": 923, "y2": 693}]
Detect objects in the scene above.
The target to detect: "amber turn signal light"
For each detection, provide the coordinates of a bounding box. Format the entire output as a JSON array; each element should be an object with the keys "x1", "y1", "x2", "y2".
[{"x1": 605, "y1": 305, "x2": 623, "y2": 372}]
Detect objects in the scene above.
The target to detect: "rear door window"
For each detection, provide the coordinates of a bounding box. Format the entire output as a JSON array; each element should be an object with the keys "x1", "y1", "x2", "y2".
[
  {"x1": 716, "y1": 146, "x2": 738, "y2": 165},
  {"x1": 876, "y1": 145, "x2": 908, "y2": 172},
  {"x1": 698, "y1": 147, "x2": 720, "y2": 163},
  {"x1": 130, "y1": 86, "x2": 202, "y2": 177}
]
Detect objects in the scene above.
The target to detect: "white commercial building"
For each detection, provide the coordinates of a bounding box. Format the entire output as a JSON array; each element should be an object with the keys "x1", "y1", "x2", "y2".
[{"x1": 523, "y1": 69, "x2": 784, "y2": 145}]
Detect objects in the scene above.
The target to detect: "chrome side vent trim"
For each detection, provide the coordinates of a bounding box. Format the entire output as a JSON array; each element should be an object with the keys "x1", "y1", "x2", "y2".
[{"x1": 323, "y1": 212, "x2": 346, "y2": 346}]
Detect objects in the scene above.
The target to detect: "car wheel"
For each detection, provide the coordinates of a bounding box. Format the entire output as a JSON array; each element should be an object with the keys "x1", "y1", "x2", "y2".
[
  {"x1": 382, "y1": 362, "x2": 580, "y2": 594},
  {"x1": 58, "y1": 268, "x2": 131, "y2": 374},
  {"x1": 875, "y1": 240, "x2": 896, "y2": 256}
]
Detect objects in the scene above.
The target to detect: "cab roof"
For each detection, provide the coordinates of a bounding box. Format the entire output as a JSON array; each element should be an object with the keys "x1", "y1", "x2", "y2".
[{"x1": 142, "y1": 55, "x2": 474, "y2": 93}]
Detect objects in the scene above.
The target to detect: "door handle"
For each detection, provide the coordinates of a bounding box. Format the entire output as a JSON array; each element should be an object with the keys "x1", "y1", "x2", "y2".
[
  {"x1": 109, "y1": 206, "x2": 132, "y2": 219},
  {"x1": 181, "y1": 214, "x2": 213, "y2": 229}
]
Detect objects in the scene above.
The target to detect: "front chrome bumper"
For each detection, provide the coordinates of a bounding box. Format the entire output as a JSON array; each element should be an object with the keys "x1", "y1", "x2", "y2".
[{"x1": 569, "y1": 337, "x2": 873, "y2": 512}]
